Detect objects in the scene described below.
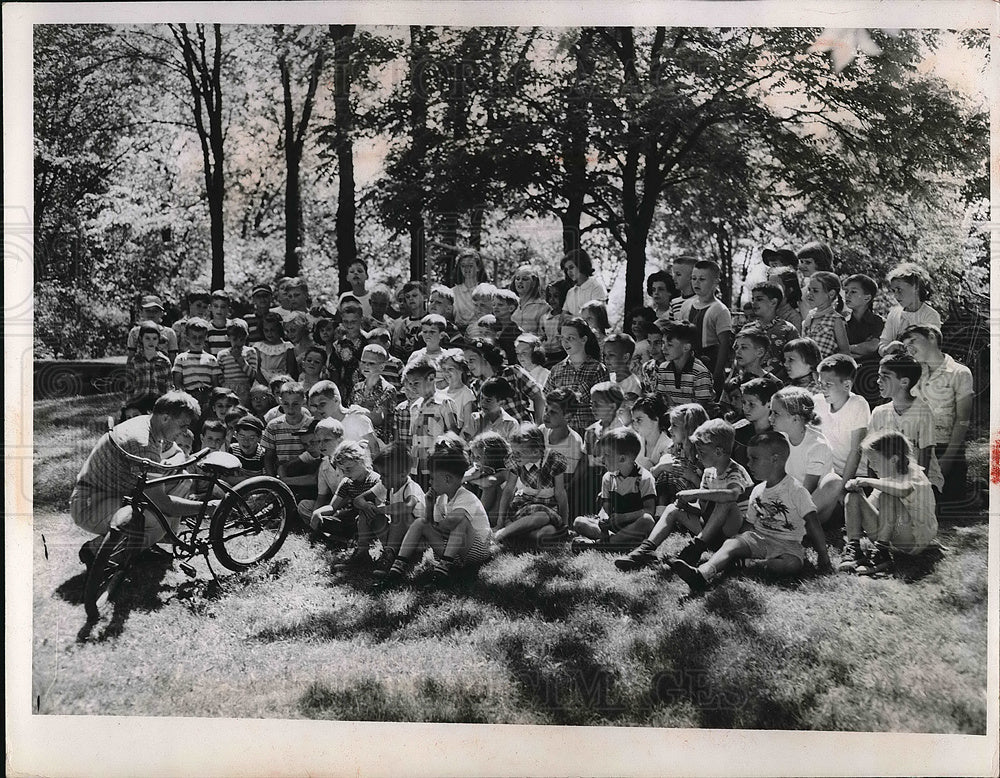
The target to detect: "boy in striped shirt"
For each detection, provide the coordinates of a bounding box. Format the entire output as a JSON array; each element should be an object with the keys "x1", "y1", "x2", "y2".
[
  {"x1": 216, "y1": 318, "x2": 259, "y2": 404},
  {"x1": 171, "y1": 317, "x2": 221, "y2": 411},
  {"x1": 261, "y1": 380, "x2": 309, "y2": 478}
]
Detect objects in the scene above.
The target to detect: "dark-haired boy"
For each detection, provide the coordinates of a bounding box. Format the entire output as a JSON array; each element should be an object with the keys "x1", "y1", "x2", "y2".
[
  {"x1": 205, "y1": 290, "x2": 233, "y2": 356},
  {"x1": 814, "y1": 354, "x2": 870, "y2": 491},
  {"x1": 404, "y1": 357, "x2": 458, "y2": 488},
  {"x1": 654, "y1": 321, "x2": 714, "y2": 410},
  {"x1": 172, "y1": 289, "x2": 212, "y2": 352},
  {"x1": 378, "y1": 435, "x2": 491, "y2": 585},
  {"x1": 672, "y1": 431, "x2": 828, "y2": 591},
  {"x1": 866, "y1": 352, "x2": 943, "y2": 492},
  {"x1": 717, "y1": 327, "x2": 780, "y2": 420},
  {"x1": 492, "y1": 288, "x2": 524, "y2": 364},
  {"x1": 677, "y1": 259, "x2": 733, "y2": 391},
  {"x1": 749, "y1": 282, "x2": 799, "y2": 379},
  {"x1": 244, "y1": 283, "x2": 274, "y2": 343},
  {"x1": 732, "y1": 375, "x2": 782, "y2": 468}
]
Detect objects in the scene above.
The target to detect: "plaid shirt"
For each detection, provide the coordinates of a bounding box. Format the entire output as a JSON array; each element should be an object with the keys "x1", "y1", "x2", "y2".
[
  {"x1": 543, "y1": 357, "x2": 610, "y2": 433},
  {"x1": 655, "y1": 356, "x2": 714, "y2": 410},
  {"x1": 125, "y1": 351, "x2": 172, "y2": 404},
  {"x1": 409, "y1": 392, "x2": 458, "y2": 472},
  {"x1": 803, "y1": 308, "x2": 844, "y2": 361},
  {"x1": 470, "y1": 365, "x2": 543, "y2": 424},
  {"x1": 394, "y1": 398, "x2": 413, "y2": 449}
]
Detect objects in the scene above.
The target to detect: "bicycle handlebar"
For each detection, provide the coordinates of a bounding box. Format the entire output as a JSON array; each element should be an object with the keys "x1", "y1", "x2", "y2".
[{"x1": 105, "y1": 429, "x2": 211, "y2": 472}]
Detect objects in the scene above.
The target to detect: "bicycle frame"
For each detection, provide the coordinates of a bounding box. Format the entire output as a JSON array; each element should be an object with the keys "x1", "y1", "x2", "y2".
[{"x1": 126, "y1": 469, "x2": 248, "y2": 558}]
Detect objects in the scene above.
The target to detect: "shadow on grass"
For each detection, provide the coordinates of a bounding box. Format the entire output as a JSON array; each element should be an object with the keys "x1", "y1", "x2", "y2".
[{"x1": 71, "y1": 557, "x2": 174, "y2": 643}]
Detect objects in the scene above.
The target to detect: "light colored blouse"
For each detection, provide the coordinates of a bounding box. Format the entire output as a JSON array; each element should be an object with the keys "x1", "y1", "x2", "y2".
[
  {"x1": 512, "y1": 298, "x2": 550, "y2": 335},
  {"x1": 563, "y1": 276, "x2": 608, "y2": 317}
]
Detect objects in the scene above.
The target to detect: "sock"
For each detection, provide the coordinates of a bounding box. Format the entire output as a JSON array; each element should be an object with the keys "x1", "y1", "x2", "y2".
[
  {"x1": 636, "y1": 538, "x2": 658, "y2": 554},
  {"x1": 434, "y1": 555, "x2": 455, "y2": 576}
]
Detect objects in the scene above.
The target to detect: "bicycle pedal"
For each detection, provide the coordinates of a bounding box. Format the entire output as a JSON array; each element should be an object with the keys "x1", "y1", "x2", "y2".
[{"x1": 178, "y1": 562, "x2": 198, "y2": 578}]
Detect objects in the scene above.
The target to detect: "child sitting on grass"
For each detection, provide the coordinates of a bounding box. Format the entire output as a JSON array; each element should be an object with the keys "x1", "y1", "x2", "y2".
[
  {"x1": 311, "y1": 440, "x2": 383, "y2": 541},
  {"x1": 378, "y1": 434, "x2": 492, "y2": 585},
  {"x1": 339, "y1": 443, "x2": 425, "y2": 570},
  {"x1": 650, "y1": 402, "x2": 708, "y2": 507},
  {"x1": 464, "y1": 431, "x2": 513, "y2": 525},
  {"x1": 295, "y1": 418, "x2": 345, "y2": 525},
  {"x1": 614, "y1": 419, "x2": 752, "y2": 571},
  {"x1": 279, "y1": 418, "x2": 324, "y2": 504},
  {"x1": 494, "y1": 424, "x2": 569, "y2": 548},
  {"x1": 840, "y1": 430, "x2": 938, "y2": 575},
  {"x1": 572, "y1": 427, "x2": 656, "y2": 551},
  {"x1": 671, "y1": 430, "x2": 829, "y2": 592}
]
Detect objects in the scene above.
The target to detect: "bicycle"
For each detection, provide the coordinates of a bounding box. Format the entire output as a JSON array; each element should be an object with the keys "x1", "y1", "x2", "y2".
[{"x1": 83, "y1": 422, "x2": 295, "y2": 620}]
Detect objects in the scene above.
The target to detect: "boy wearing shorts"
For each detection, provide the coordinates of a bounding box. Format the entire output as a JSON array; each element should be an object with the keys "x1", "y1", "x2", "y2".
[{"x1": 672, "y1": 430, "x2": 829, "y2": 591}]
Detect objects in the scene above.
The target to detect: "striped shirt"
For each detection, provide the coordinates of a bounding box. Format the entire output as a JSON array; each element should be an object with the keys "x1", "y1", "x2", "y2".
[
  {"x1": 217, "y1": 346, "x2": 259, "y2": 400},
  {"x1": 543, "y1": 357, "x2": 610, "y2": 432},
  {"x1": 206, "y1": 320, "x2": 232, "y2": 356},
  {"x1": 172, "y1": 350, "x2": 221, "y2": 393},
  {"x1": 700, "y1": 459, "x2": 754, "y2": 519},
  {"x1": 260, "y1": 414, "x2": 308, "y2": 464},
  {"x1": 654, "y1": 356, "x2": 714, "y2": 409}
]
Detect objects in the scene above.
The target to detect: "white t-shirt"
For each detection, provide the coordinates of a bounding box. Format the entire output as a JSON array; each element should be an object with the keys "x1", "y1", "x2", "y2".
[
  {"x1": 338, "y1": 290, "x2": 372, "y2": 318},
  {"x1": 389, "y1": 477, "x2": 426, "y2": 522},
  {"x1": 747, "y1": 475, "x2": 817, "y2": 548},
  {"x1": 563, "y1": 276, "x2": 608, "y2": 317},
  {"x1": 786, "y1": 426, "x2": 834, "y2": 485},
  {"x1": 814, "y1": 393, "x2": 871, "y2": 476},
  {"x1": 317, "y1": 458, "x2": 344, "y2": 501},
  {"x1": 879, "y1": 303, "x2": 942, "y2": 349},
  {"x1": 677, "y1": 297, "x2": 733, "y2": 348},
  {"x1": 637, "y1": 431, "x2": 673, "y2": 471},
  {"x1": 543, "y1": 425, "x2": 585, "y2": 475},
  {"x1": 436, "y1": 487, "x2": 490, "y2": 538}
]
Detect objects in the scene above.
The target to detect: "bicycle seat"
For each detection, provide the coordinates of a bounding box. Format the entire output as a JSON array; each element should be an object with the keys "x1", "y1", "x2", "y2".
[{"x1": 199, "y1": 451, "x2": 242, "y2": 475}]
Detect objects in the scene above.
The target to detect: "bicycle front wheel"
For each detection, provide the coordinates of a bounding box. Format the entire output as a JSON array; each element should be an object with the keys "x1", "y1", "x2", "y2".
[
  {"x1": 209, "y1": 477, "x2": 293, "y2": 571},
  {"x1": 84, "y1": 528, "x2": 140, "y2": 620}
]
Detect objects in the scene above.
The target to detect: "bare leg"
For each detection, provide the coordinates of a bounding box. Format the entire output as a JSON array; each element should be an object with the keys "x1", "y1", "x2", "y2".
[
  {"x1": 844, "y1": 490, "x2": 879, "y2": 540},
  {"x1": 609, "y1": 513, "x2": 655, "y2": 547},
  {"x1": 695, "y1": 502, "x2": 743, "y2": 548},
  {"x1": 495, "y1": 510, "x2": 551, "y2": 543},
  {"x1": 698, "y1": 537, "x2": 751, "y2": 581},
  {"x1": 812, "y1": 472, "x2": 844, "y2": 524}
]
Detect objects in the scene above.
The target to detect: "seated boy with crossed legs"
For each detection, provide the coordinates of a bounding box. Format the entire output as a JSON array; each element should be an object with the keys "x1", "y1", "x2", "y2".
[
  {"x1": 614, "y1": 419, "x2": 752, "y2": 570},
  {"x1": 378, "y1": 434, "x2": 492, "y2": 586},
  {"x1": 671, "y1": 430, "x2": 828, "y2": 591}
]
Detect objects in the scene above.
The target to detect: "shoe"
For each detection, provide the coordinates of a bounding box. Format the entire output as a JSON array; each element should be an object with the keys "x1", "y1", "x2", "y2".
[
  {"x1": 571, "y1": 536, "x2": 598, "y2": 553},
  {"x1": 670, "y1": 559, "x2": 709, "y2": 592},
  {"x1": 677, "y1": 537, "x2": 707, "y2": 566},
  {"x1": 838, "y1": 540, "x2": 864, "y2": 573},
  {"x1": 79, "y1": 538, "x2": 101, "y2": 569},
  {"x1": 857, "y1": 544, "x2": 893, "y2": 576},
  {"x1": 333, "y1": 548, "x2": 371, "y2": 571},
  {"x1": 614, "y1": 545, "x2": 657, "y2": 571}
]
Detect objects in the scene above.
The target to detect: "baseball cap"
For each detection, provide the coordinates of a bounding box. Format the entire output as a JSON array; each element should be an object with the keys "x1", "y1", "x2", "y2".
[
  {"x1": 140, "y1": 294, "x2": 165, "y2": 310},
  {"x1": 234, "y1": 415, "x2": 264, "y2": 433},
  {"x1": 250, "y1": 284, "x2": 273, "y2": 297}
]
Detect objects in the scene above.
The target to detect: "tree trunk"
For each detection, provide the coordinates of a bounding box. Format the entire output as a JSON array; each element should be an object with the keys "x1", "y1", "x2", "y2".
[
  {"x1": 331, "y1": 25, "x2": 357, "y2": 293},
  {"x1": 624, "y1": 215, "x2": 651, "y2": 316},
  {"x1": 408, "y1": 26, "x2": 428, "y2": 283},
  {"x1": 469, "y1": 207, "x2": 483, "y2": 252},
  {"x1": 173, "y1": 23, "x2": 226, "y2": 290},
  {"x1": 562, "y1": 28, "x2": 594, "y2": 257}
]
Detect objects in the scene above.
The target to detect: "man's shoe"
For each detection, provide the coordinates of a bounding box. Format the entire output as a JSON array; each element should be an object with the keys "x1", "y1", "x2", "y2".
[
  {"x1": 670, "y1": 559, "x2": 709, "y2": 592},
  {"x1": 78, "y1": 538, "x2": 101, "y2": 569}
]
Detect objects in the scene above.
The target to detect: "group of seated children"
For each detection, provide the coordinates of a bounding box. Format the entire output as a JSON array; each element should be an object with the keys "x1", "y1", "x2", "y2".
[{"x1": 116, "y1": 247, "x2": 970, "y2": 592}]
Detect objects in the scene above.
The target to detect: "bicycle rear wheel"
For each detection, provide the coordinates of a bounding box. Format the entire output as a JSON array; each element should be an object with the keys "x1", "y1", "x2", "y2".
[
  {"x1": 209, "y1": 477, "x2": 292, "y2": 571},
  {"x1": 84, "y1": 528, "x2": 140, "y2": 620}
]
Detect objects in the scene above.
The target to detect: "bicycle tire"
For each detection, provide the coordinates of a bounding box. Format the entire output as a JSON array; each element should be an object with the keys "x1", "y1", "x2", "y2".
[
  {"x1": 83, "y1": 528, "x2": 140, "y2": 620},
  {"x1": 209, "y1": 477, "x2": 293, "y2": 572}
]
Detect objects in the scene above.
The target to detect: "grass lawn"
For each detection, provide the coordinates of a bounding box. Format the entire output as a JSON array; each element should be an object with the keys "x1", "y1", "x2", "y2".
[{"x1": 31, "y1": 394, "x2": 990, "y2": 731}]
